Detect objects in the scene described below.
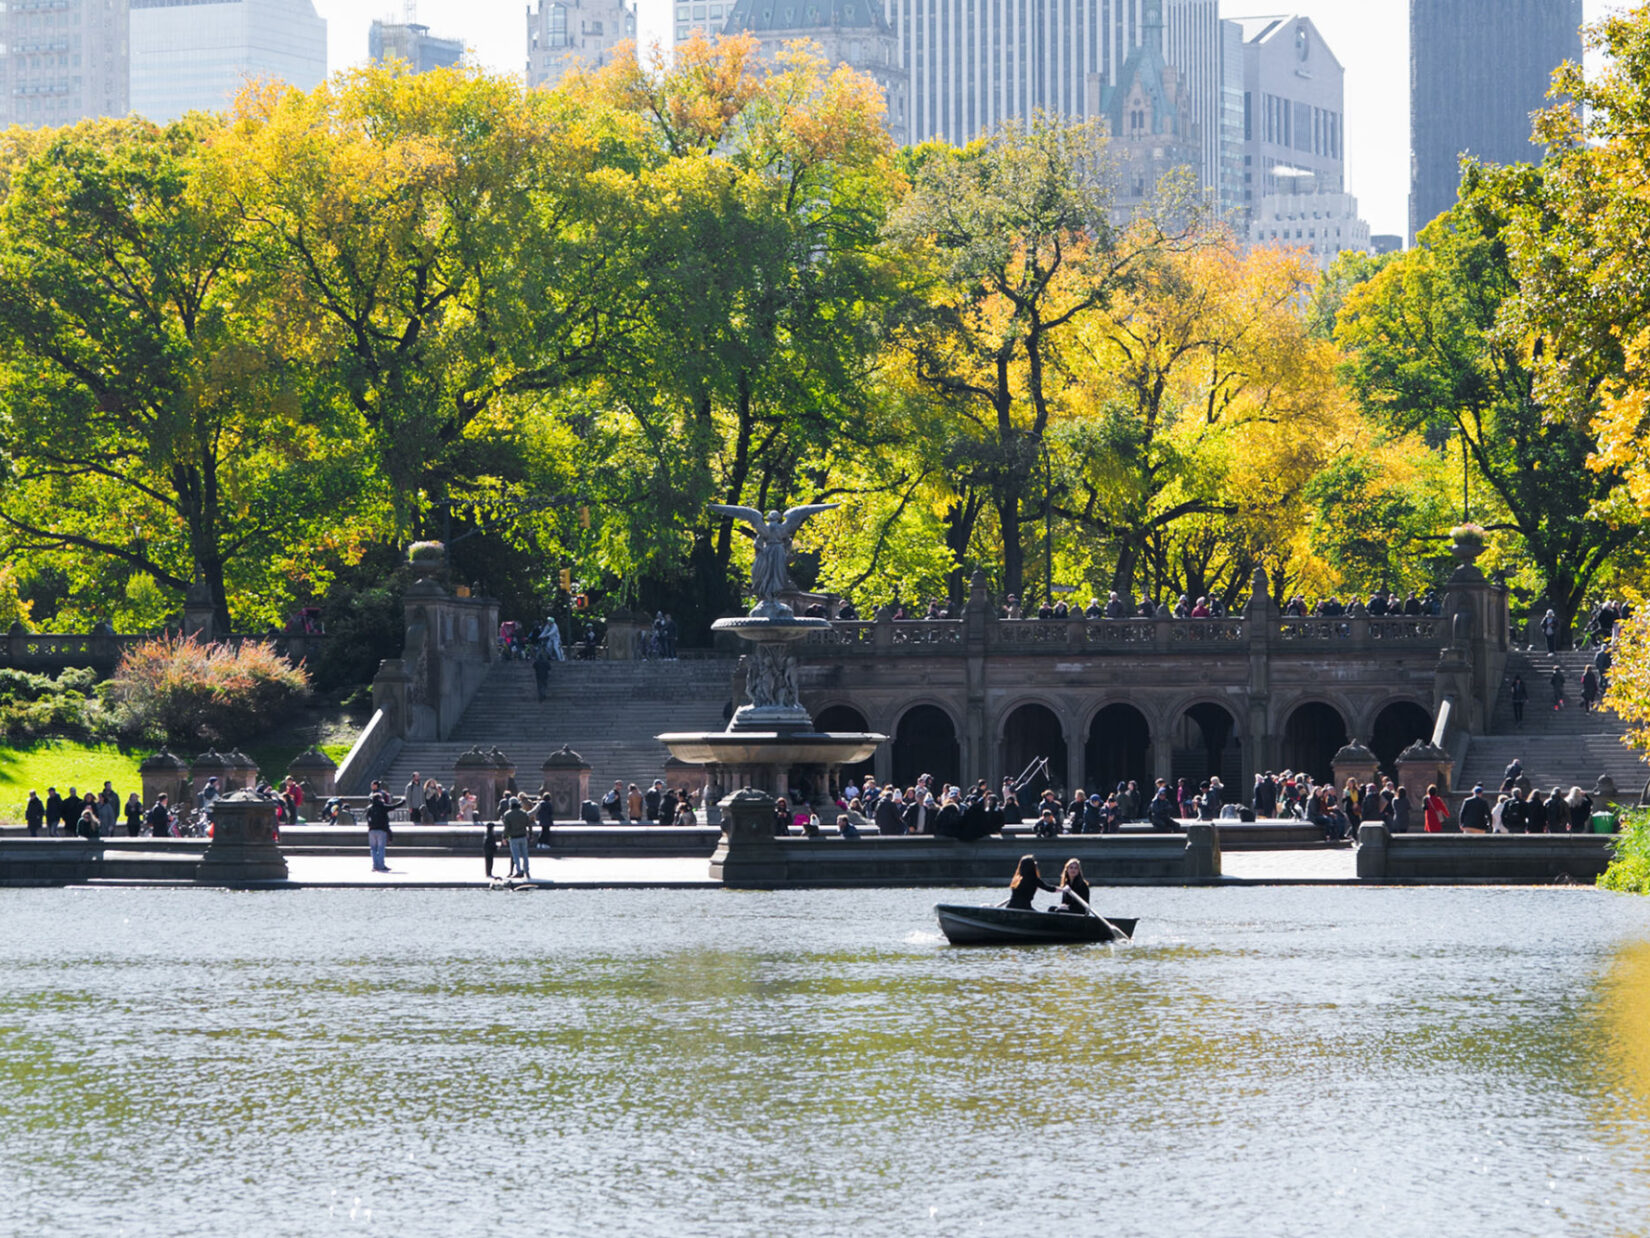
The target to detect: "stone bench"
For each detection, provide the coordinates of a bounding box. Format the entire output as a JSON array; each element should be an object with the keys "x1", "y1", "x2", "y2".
[{"x1": 1356, "y1": 823, "x2": 1620, "y2": 884}]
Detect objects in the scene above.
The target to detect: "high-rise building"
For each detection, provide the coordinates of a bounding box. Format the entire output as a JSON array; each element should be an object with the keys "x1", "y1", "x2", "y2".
[
  {"x1": 527, "y1": 0, "x2": 636, "y2": 90},
  {"x1": 1410, "y1": 0, "x2": 1582, "y2": 245},
  {"x1": 370, "y1": 20, "x2": 463, "y2": 75},
  {"x1": 1099, "y1": 0, "x2": 1200, "y2": 224},
  {"x1": 1229, "y1": 15, "x2": 1344, "y2": 217},
  {"x1": 672, "y1": 0, "x2": 732, "y2": 47},
  {"x1": 1249, "y1": 175, "x2": 1371, "y2": 270},
  {"x1": 882, "y1": 0, "x2": 1219, "y2": 178},
  {"x1": 722, "y1": 1, "x2": 907, "y2": 145},
  {"x1": 0, "y1": 0, "x2": 129, "y2": 129},
  {"x1": 1217, "y1": 18, "x2": 1245, "y2": 219},
  {"x1": 129, "y1": 0, "x2": 326, "y2": 122}
]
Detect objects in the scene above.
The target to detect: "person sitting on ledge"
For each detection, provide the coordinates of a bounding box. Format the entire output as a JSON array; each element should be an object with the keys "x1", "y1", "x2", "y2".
[
  {"x1": 1005, "y1": 855, "x2": 1057, "y2": 910},
  {"x1": 1055, "y1": 859, "x2": 1090, "y2": 914}
]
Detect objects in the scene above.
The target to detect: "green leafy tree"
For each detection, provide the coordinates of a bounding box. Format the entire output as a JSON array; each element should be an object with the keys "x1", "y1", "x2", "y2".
[{"x1": 1335, "y1": 196, "x2": 1640, "y2": 645}]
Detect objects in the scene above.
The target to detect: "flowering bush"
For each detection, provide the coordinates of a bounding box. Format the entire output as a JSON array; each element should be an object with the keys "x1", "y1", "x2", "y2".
[{"x1": 104, "y1": 635, "x2": 309, "y2": 746}]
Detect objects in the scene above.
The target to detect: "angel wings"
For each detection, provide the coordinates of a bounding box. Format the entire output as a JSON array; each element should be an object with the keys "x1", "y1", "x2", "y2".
[{"x1": 709, "y1": 502, "x2": 840, "y2": 603}]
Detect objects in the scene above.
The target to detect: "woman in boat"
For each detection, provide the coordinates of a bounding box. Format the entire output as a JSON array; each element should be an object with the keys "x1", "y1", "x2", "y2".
[
  {"x1": 1056, "y1": 858, "x2": 1090, "y2": 914},
  {"x1": 1005, "y1": 855, "x2": 1058, "y2": 909}
]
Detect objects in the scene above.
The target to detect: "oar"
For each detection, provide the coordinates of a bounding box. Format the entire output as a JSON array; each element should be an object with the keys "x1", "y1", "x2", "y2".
[{"x1": 1057, "y1": 885, "x2": 1128, "y2": 941}]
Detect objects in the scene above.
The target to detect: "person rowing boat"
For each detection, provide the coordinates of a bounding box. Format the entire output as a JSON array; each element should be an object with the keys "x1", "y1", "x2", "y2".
[{"x1": 1005, "y1": 855, "x2": 1057, "y2": 909}]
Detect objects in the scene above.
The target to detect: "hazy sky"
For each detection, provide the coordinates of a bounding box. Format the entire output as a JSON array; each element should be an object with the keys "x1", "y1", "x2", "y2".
[{"x1": 315, "y1": 0, "x2": 1615, "y2": 238}]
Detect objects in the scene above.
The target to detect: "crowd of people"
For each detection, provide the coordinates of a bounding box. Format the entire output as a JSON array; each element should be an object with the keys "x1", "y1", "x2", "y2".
[{"x1": 19, "y1": 773, "x2": 311, "y2": 840}]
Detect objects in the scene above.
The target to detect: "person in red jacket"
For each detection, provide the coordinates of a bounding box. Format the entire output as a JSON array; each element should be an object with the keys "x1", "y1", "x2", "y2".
[{"x1": 1422, "y1": 783, "x2": 1449, "y2": 833}]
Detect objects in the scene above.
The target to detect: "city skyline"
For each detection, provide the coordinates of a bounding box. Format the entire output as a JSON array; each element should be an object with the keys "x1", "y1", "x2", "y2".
[{"x1": 312, "y1": 1, "x2": 1614, "y2": 239}]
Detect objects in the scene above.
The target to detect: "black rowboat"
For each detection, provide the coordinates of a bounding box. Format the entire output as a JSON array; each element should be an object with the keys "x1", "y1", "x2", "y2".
[{"x1": 934, "y1": 904, "x2": 1137, "y2": 946}]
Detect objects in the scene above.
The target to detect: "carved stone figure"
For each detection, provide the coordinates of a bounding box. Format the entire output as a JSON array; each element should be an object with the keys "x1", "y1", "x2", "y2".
[{"x1": 709, "y1": 503, "x2": 840, "y2": 608}]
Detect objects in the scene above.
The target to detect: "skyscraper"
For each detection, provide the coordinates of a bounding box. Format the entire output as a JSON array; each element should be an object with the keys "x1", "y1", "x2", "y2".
[
  {"x1": 1229, "y1": 15, "x2": 1344, "y2": 211},
  {"x1": 129, "y1": 0, "x2": 327, "y2": 122},
  {"x1": 0, "y1": 0, "x2": 129, "y2": 128},
  {"x1": 1100, "y1": 0, "x2": 1200, "y2": 224},
  {"x1": 722, "y1": 1, "x2": 908, "y2": 145},
  {"x1": 370, "y1": 20, "x2": 463, "y2": 75},
  {"x1": 1410, "y1": 0, "x2": 1583, "y2": 244},
  {"x1": 883, "y1": 0, "x2": 1219, "y2": 180},
  {"x1": 527, "y1": 0, "x2": 636, "y2": 90}
]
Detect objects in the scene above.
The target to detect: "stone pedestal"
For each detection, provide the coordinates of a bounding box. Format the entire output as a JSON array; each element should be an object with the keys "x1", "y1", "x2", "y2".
[
  {"x1": 287, "y1": 748, "x2": 338, "y2": 801},
  {"x1": 539, "y1": 745, "x2": 591, "y2": 821},
  {"x1": 139, "y1": 749, "x2": 191, "y2": 811},
  {"x1": 1331, "y1": 739, "x2": 1380, "y2": 791},
  {"x1": 708, "y1": 787, "x2": 785, "y2": 886},
  {"x1": 196, "y1": 791, "x2": 288, "y2": 885},
  {"x1": 1396, "y1": 740, "x2": 1454, "y2": 797},
  {"x1": 222, "y1": 749, "x2": 259, "y2": 792},
  {"x1": 454, "y1": 748, "x2": 498, "y2": 819}
]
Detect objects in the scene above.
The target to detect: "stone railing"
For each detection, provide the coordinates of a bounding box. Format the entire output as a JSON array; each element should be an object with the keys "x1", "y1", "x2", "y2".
[
  {"x1": 802, "y1": 610, "x2": 1446, "y2": 656},
  {"x1": 2, "y1": 623, "x2": 327, "y2": 672}
]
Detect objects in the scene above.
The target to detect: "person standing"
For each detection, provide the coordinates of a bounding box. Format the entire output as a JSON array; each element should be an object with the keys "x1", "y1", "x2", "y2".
[
  {"x1": 483, "y1": 821, "x2": 499, "y2": 880},
  {"x1": 602, "y1": 780, "x2": 625, "y2": 822},
  {"x1": 365, "y1": 789, "x2": 402, "y2": 873},
  {"x1": 626, "y1": 783, "x2": 644, "y2": 824},
  {"x1": 532, "y1": 646, "x2": 551, "y2": 701},
  {"x1": 97, "y1": 782, "x2": 119, "y2": 837},
  {"x1": 1550, "y1": 664, "x2": 1566, "y2": 710},
  {"x1": 44, "y1": 786, "x2": 63, "y2": 837},
  {"x1": 500, "y1": 796, "x2": 533, "y2": 879},
  {"x1": 1509, "y1": 675, "x2": 1528, "y2": 726},
  {"x1": 1458, "y1": 786, "x2": 1491, "y2": 834},
  {"x1": 1423, "y1": 784, "x2": 1449, "y2": 833},
  {"x1": 1541, "y1": 608, "x2": 1558, "y2": 653},
  {"x1": 24, "y1": 791, "x2": 45, "y2": 836},
  {"x1": 146, "y1": 794, "x2": 173, "y2": 838},
  {"x1": 405, "y1": 772, "x2": 426, "y2": 824},
  {"x1": 1391, "y1": 786, "x2": 1413, "y2": 833},
  {"x1": 534, "y1": 792, "x2": 555, "y2": 850},
  {"x1": 124, "y1": 792, "x2": 143, "y2": 837}
]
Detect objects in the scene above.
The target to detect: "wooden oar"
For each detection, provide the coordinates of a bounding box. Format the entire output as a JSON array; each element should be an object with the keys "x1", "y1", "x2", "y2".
[{"x1": 1057, "y1": 885, "x2": 1128, "y2": 941}]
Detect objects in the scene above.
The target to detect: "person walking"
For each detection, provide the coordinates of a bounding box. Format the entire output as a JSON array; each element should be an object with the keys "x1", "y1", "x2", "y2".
[
  {"x1": 500, "y1": 796, "x2": 533, "y2": 880},
  {"x1": 146, "y1": 794, "x2": 173, "y2": 838},
  {"x1": 534, "y1": 792, "x2": 555, "y2": 850},
  {"x1": 1581, "y1": 664, "x2": 1601, "y2": 713},
  {"x1": 1458, "y1": 786, "x2": 1491, "y2": 834},
  {"x1": 1550, "y1": 664, "x2": 1566, "y2": 710},
  {"x1": 1422, "y1": 784, "x2": 1449, "y2": 833},
  {"x1": 532, "y1": 646, "x2": 551, "y2": 701},
  {"x1": 44, "y1": 786, "x2": 63, "y2": 837},
  {"x1": 24, "y1": 791, "x2": 45, "y2": 836},
  {"x1": 1541, "y1": 608, "x2": 1558, "y2": 653},
  {"x1": 124, "y1": 792, "x2": 143, "y2": 837},
  {"x1": 1510, "y1": 675, "x2": 1528, "y2": 726}
]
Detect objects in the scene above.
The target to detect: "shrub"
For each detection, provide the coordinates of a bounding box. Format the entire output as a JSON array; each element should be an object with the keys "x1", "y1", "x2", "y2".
[
  {"x1": 103, "y1": 635, "x2": 310, "y2": 747},
  {"x1": 407, "y1": 540, "x2": 446, "y2": 563},
  {"x1": 1600, "y1": 810, "x2": 1650, "y2": 895},
  {"x1": 1449, "y1": 523, "x2": 1487, "y2": 547},
  {"x1": 0, "y1": 666, "x2": 107, "y2": 743}
]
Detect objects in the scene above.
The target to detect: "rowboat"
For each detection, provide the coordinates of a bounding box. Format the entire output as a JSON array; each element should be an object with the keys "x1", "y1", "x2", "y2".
[{"x1": 934, "y1": 903, "x2": 1137, "y2": 946}]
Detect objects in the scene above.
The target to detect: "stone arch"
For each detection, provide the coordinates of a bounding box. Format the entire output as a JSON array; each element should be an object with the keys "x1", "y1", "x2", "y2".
[
  {"x1": 1084, "y1": 702, "x2": 1152, "y2": 796},
  {"x1": 1370, "y1": 699, "x2": 1434, "y2": 776},
  {"x1": 1000, "y1": 702, "x2": 1067, "y2": 796},
  {"x1": 1280, "y1": 699, "x2": 1350, "y2": 785},
  {"x1": 814, "y1": 704, "x2": 875, "y2": 786},
  {"x1": 1170, "y1": 699, "x2": 1241, "y2": 791},
  {"x1": 891, "y1": 702, "x2": 960, "y2": 791}
]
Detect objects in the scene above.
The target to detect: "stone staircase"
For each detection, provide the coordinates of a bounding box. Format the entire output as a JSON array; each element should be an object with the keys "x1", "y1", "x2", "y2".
[
  {"x1": 372, "y1": 658, "x2": 739, "y2": 801},
  {"x1": 1457, "y1": 648, "x2": 1648, "y2": 798}
]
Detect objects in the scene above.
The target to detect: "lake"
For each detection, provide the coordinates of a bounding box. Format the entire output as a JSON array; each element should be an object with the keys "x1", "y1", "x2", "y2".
[{"x1": 3, "y1": 886, "x2": 1649, "y2": 1236}]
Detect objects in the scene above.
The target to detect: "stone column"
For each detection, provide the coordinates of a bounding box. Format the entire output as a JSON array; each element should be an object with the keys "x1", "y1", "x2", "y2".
[
  {"x1": 286, "y1": 748, "x2": 338, "y2": 801},
  {"x1": 196, "y1": 791, "x2": 288, "y2": 885},
  {"x1": 139, "y1": 749, "x2": 191, "y2": 810},
  {"x1": 539, "y1": 745, "x2": 592, "y2": 821},
  {"x1": 1331, "y1": 740, "x2": 1380, "y2": 792}
]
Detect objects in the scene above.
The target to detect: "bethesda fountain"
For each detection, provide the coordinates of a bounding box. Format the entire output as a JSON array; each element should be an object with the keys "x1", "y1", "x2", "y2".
[{"x1": 658, "y1": 502, "x2": 885, "y2": 816}]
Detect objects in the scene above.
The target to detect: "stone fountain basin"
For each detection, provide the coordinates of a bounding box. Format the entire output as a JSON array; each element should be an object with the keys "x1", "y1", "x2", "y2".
[
  {"x1": 656, "y1": 732, "x2": 885, "y2": 766},
  {"x1": 710, "y1": 615, "x2": 828, "y2": 641}
]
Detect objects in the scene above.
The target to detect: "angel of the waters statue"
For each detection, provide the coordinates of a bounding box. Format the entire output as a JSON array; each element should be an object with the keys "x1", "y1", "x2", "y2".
[{"x1": 709, "y1": 503, "x2": 839, "y2": 609}]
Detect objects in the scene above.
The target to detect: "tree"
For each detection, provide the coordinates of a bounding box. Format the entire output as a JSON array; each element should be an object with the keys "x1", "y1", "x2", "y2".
[
  {"x1": 887, "y1": 115, "x2": 1206, "y2": 601},
  {"x1": 1335, "y1": 197, "x2": 1640, "y2": 645},
  {"x1": 578, "y1": 36, "x2": 906, "y2": 626},
  {"x1": 0, "y1": 116, "x2": 364, "y2": 631}
]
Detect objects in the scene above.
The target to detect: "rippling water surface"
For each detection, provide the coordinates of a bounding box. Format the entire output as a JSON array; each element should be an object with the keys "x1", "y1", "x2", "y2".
[{"x1": 3, "y1": 886, "x2": 1649, "y2": 1236}]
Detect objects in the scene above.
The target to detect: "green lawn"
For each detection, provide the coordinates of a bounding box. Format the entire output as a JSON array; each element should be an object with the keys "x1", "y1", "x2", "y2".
[{"x1": 0, "y1": 740, "x2": 144, "y2": 823}]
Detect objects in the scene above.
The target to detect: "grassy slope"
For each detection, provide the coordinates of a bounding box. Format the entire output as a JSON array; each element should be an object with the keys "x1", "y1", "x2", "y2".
[{"x1": 0, "y1": 740, "x2": 144, "y2": 821}]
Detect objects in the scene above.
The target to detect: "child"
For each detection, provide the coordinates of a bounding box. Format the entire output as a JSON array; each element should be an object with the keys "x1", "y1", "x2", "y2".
[{"x1": 483, "y1": 821, "x2": 498, "y2": 880}]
